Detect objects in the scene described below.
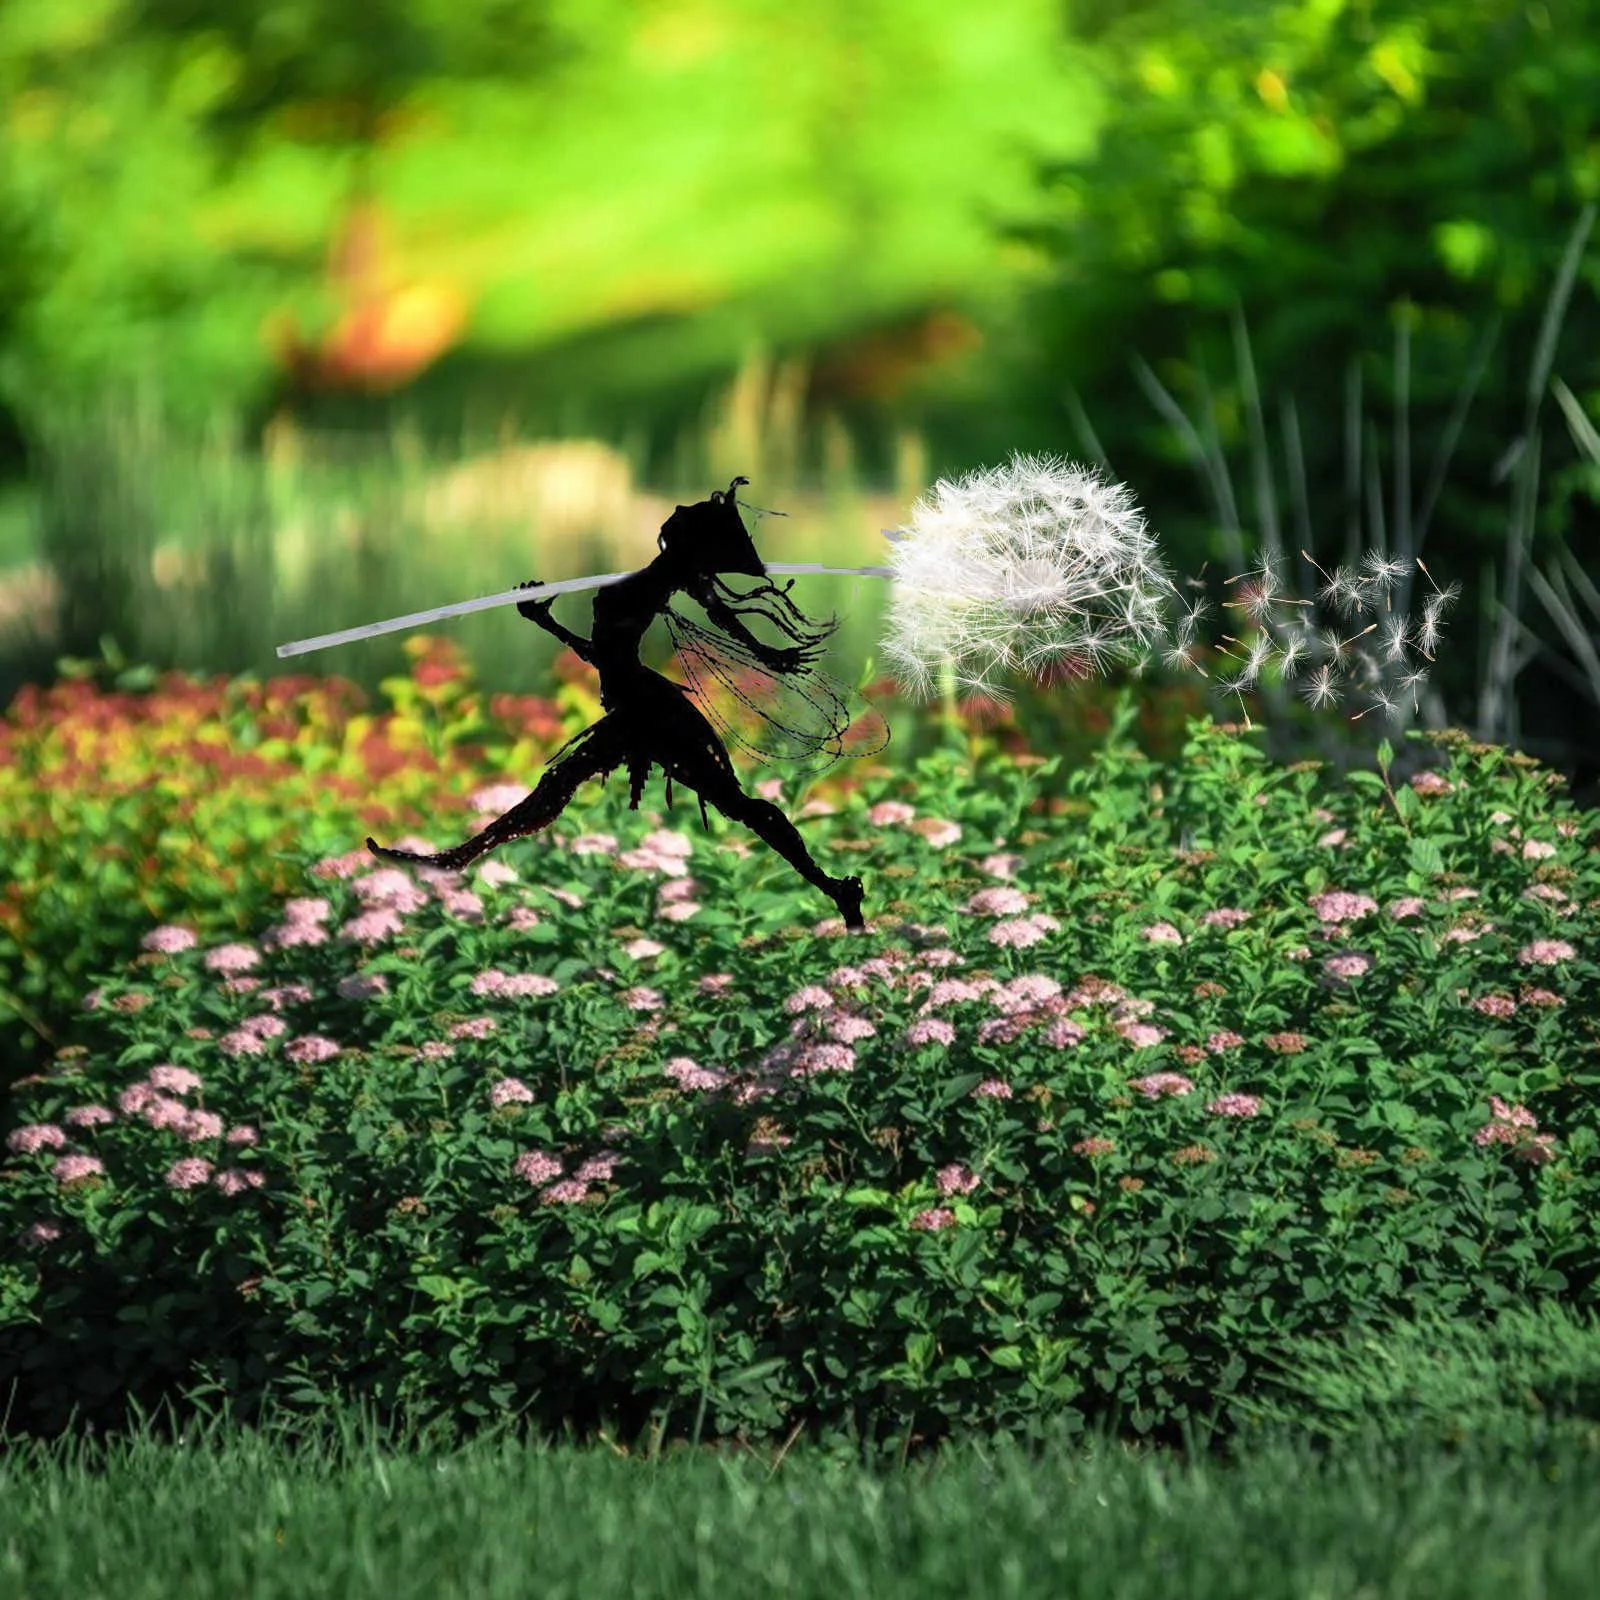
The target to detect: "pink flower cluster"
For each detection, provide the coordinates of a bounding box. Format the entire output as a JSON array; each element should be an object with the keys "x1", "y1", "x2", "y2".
[{"x1": 1473, "y1": 1095, "x2": 1558, "y2": 1166}]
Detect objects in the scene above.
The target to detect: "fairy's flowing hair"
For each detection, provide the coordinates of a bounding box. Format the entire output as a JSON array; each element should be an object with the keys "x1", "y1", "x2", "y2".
[{"x1": 702, "y1": 572, "x2": 841, "y2": 664}]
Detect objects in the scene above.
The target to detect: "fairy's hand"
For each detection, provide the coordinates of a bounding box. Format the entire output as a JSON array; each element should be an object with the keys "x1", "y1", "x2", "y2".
[{"x1": 516, "y1": 579, "x2": 554, "y2": 621}]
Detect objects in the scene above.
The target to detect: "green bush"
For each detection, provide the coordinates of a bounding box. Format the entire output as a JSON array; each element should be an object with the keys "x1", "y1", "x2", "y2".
[{"x1": 3, "y1": 695, "x2": 1597, "y2": 1459}]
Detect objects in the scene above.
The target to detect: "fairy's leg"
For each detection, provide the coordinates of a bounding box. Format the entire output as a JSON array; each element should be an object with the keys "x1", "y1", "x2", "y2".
[
  {"x1": 666, "y1": 748, "x2": 866, "y2": 930},
  {"x1": 367, "y1": 721, "x2": 625, "y2": 874}
]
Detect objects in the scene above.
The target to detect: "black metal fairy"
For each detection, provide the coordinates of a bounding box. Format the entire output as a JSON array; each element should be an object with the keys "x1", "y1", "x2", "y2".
[{"x1": 365, "y1": 478, "x2": 887, "y2": 929}]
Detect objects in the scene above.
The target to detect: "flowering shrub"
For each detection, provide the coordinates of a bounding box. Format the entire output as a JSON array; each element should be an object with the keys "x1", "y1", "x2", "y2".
[{"x1": 1, "y1": 682, "x2": 1598, "y2": 1459}]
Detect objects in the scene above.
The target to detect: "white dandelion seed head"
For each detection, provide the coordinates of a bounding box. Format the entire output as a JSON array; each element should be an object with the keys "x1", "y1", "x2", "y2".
[
  {"x1": 880, "y1": 452, "x2": 1175, "y2": 701},
  {"x1": 1276, "y1": 633, "x2": 1307, "y2": 678}
]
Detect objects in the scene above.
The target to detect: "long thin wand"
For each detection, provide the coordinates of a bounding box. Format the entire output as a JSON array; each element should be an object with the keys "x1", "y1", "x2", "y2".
[{"x1": 275, "y1": 561, "x2": 896, "y2": 659}]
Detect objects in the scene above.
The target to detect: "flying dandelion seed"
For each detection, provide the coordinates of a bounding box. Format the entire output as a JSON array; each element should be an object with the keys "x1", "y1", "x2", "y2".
[
  {"x1": 1162, "y1": 637, "x2": 1206, "y2": 675},
  {"x1": 1396, "y1": 665, "x2": 1429, "y2": 712},
  {"x1": 1276, "y1": 632, "x2": 1308, "y2": 679},
  {"x1": 1303, "y1": 664, "x2": 1340, "y2": 709},
  {"x1": 1243, "y1": 634, "x2": 1276, "y2": 684},
  {"x1": 1351, "y1": 690, "x2": 1400, "y2": 724},
  {"x1": 1361, "y1": 553, "x2": 1411, "y2": 612},
  {"x1": 1320, "y1": 567, "x2": 1371, "y2": 618},
  {"x1": 1381, "y1": 615, "x2": 1411, "y2": 663}
]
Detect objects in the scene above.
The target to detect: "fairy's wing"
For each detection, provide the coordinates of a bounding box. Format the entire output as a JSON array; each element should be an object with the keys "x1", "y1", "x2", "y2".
[{"x1": 661, "y1": 604, "x2": 888, "y2": 775}]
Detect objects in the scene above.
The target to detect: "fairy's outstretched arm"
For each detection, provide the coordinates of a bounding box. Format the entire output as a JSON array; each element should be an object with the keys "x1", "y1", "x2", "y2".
[{"x1": 517, "y1": 580, "x2": 596, "y2": 664}]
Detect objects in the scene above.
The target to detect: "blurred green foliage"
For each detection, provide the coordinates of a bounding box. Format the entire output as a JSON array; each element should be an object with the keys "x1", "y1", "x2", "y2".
[{"x1": 986, "y1": 0, "x2": 1600, "y2": 733}]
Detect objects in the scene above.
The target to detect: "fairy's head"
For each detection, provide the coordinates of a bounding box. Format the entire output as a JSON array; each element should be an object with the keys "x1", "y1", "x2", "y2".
[{"x1": 657, "y1": 477, "x2": 767, "y2": 580}]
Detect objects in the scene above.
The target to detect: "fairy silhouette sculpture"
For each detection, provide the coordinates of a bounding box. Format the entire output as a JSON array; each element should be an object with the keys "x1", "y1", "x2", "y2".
[{"x1": 365, "y1": 477, "x2": 884, "y2": 928}]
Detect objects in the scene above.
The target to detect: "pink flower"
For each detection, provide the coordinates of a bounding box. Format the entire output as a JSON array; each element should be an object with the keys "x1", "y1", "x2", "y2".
[
  {"x1": 1043, "y1": 1017, "x2": 1087, "y2": 1048},
  {"x1": 448, "y1": 1017, "x2": 497, "y2": 1039},
  {"x1": 1206, "y1": 1031, "x2": 1244, "y2": 1053},
  {"x1": 1409, "y1": 771, "x2": 1453, "y2": 796},
  {"x1": 264, "y1": 922, "x2": 328, "y2": 951},
  {"x1": 912, "y1": 818, "x2": 962, "y2": 848},
  {"x1": 183, "y1": 1109, "x2": 225, "y2": 1141},
  {"x1": 1323, "y1": 952, "x2": 1372, "y2": 982},
  {"x1": 966, "y1": 886, "x2": 1030, "y2": 916},
  {"x1": 1117, "y1": 1022, "x2": 1169, "y2": 1048},
  {"x1": 1129, "y1": 1073, "x2": 1194, "y2": 1099},
  {"x1": 825, "y1": 1013, "x2": 877, "y2": 1042},
  {"x1": 204, "y1": 943, "x2": 260, "y2": 974},
  {"x1": 142, "y1": 1096, "x2": 192, "y2": 1132},
  {"x1": 972, "y1": 1079, "x2": 1012, "y2": 1100},
  {"x1": 148, "y1": 1064, "x2": 203, "y2": 1095},
  {"x1": 1519, "y1": 940, "x2": 1576, "y2": 966},
  {"x1": 19, "y1": 1219, "x2": 65, "y2": 1248},
  {"x1": 1201, "y1": 907, "x2": 1251, "y2": 929},
  {"x1": 1207, "y1": 1093, "x2": 1263, "y2": 1117},
  {"x1": 471, "y1": 782, "x2": 531, "y2": 814},
  {"x1": 1520, "y1": 986, "x2": 1563, "y2": 1008},
  {"x1": 142, "y1": 925, "x2": 197, "y2": 955},
  {"x1": 341, "y1": 908, "x2": 406, "y2": 944},
  {"x1": 1469, "y1": 993, "x2": 1516, "y2": 1019},
  {"x1": 574, "y1": 1154, "x2": 619, "y2": 1183},
  {"x1": 1073, "y1": 1137, "x2": 1116, "y2": 1157},
  {"x1": 757, "y1": 778, "x2": 784, "y2": 801},
  {"x1": 1002, "y1": 974, "x2": 1062, "y2": 1007},
  {"x1": 7, "y1": 1123, "x2": 67, "y2": 1155},
  {"x1": 569, "y1": 832, "x2": 618, "y2": 856},
  {"x1": 698, "y1": 973, "x2": 735, "y2": 994},
  {"x1": 785, "y1": 986, "x2": 835, "y2": 1014},
  {"x1": 539, "y1": 1179, "x2": 590, "y2": 1205},
  {"x1": 659, "y1": 901, "x2": 700, "y2": 923},
  {"x1": 664, "y1": 1057, "x2": 728, "y2": 1091},
  {"x1": 490, "y1": 1077, "x2": 536, "y2": 1107},
  {"x1": 1142, "y1": 922, "x2": 1183, "y2": 945},
  {"x1": 118, "y1": 1083, "x2": 159, "y2": 1115},
  {"x1": 283, "y1": 897, "x2": 332, "y2": 924},
  {"x1": 905, "y1": 1017, "x2": 956, "y2": 1047},
  {"x1": 1310, "y1": 891, "x2": 1378, "y2": 924},
  {"x1": 165, "y1": 1157, "x2": 214, "y2": 1190},
  {"x1": 514, "y1": 1150, "x2": 563, "y2": 1186},
  {"x1": 1443, "y1": 887, "x2": 1479, "y2": 902},
  {"x1": 1522, "y1": 839, "x2": 1557, "y2": 860},
  {"x1": 240, "y1": 1014, "x2": 288, "y2": 1040},
  {"x1": 504, "y1": 906, "x2": 543, "y2": 933},
  {"x1": 218, "y1": 1028, "x2": 269, "y2": 1057},
  {"x1": 1318, "y1": 829, "x2": 1348, "y2": 849},
  {"x1": 285, "y1": 1035, "x2": 341, "y2": 1063},
  {"x1": 475, "y1": 860, "x2": 519, "y2": 888},
  {"x1": 1387, "y1": 897, "x2": 1427, "y2": 920},
  {"x1": 53, "y1": 1154, "x2": 105, "y2": 1184},
  {"x1": 910, "y1": 1207, "x2": 957, "y2": 1232},
  {"x1": 936, "y1": 1163, "x2": 980, "y2": 1196},
  {"x1": 659, "y1": 876, "x2": 698, "y2": 903},
  {"x1": 1284, "y1": 946, "x2": 1312, "y2": 962},
  {"x1": 214, "y1": 1168, "x2": 266, "y2": 1196},
  {"x1": 225, "y1": 1125, "x2": 259, "y2": 1146},
  {"x1": 988, "y1": 915, "x2": 1058, "y2": 949},
  {"x1": 621, "y1": 987, "x2": 663, "y2": 1012},
  {"x1": 869, "y1": 801, "x2": 916, "y2": 827},
  {"x1": 63, "y1": 1104, "x2": 115, "y2": 1128},
  {"x1": 982, "y1": 853, "x2": 1023, "y2": 879},
  {"x1": 623, "y1": 937, "x2": 665, "y2": 960},
  {"x1": 794, "y1": 1043, "x2": 856, "y2": 1075}
]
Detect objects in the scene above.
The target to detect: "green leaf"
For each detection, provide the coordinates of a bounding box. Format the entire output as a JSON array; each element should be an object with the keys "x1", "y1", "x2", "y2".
[
  {"x1": 987, "y1": 1344, "x2": 1025, "y2": 1369},
  {"x1": 1376, "y1": 739, "x2": 1394, "y2": 771},
  {"x1": 1408, "y1": 838, "x2": 1445, "y2": 877}
]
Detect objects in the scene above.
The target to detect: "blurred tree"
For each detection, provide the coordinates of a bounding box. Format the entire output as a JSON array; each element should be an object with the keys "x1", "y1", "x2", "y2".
[{"x1": 0, "y1": 0, "x2": 619, "y2": 435}]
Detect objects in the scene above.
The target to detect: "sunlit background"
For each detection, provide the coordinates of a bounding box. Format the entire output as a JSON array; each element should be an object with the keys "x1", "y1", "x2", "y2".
[{"x1": 1, "y1": 0, "x2": 1597, "y2": 794}]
